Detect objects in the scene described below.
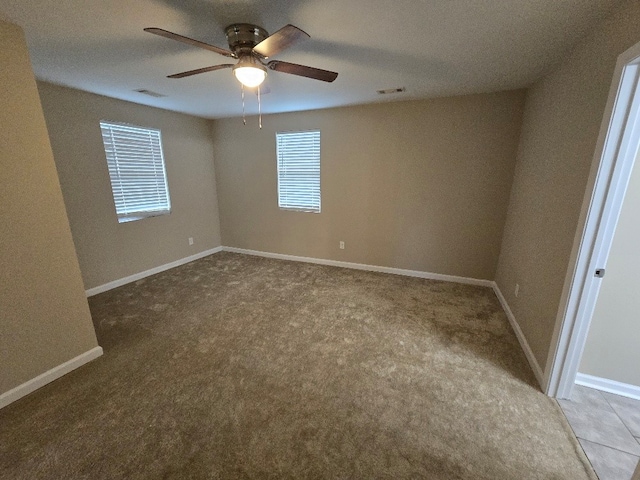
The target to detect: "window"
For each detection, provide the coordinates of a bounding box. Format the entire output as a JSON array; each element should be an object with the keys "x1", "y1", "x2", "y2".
[
  {"x1": 276, "y1": 130, "x2": 321, "y2": 213},
  {"x1": 100, "y1": 121, "x2": 171, "y2": 223}
]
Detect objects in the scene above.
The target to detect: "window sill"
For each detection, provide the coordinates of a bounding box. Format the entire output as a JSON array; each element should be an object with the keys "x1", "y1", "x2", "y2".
[
  {"x1": 278, "y1": 207, "x2": 321, "y2": 214},
  {"x1": 117, "y1": 211, "x2": 170, "y2": 223}
]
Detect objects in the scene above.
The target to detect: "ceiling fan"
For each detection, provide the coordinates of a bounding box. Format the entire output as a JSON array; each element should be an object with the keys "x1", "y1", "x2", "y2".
[{"x1": 144, "y1": 23, "x2": 339, "y2": 88}]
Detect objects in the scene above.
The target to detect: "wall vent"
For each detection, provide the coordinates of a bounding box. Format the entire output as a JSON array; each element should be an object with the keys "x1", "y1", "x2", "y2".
[
  {"x1": 134, "y1": 89, "x2": 167, "y2": 98},
  {"x1": 377, "y1": 87, "x2": 406, "y2": 95}
]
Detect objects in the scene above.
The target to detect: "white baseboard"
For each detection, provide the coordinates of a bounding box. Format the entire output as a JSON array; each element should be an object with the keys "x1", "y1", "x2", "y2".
[
  {"x1": 492, "y1": 283, "x2": 545, "y2": 389},
  {"x1": 86, "y1": 247, "x2": 223, "y2": 296},
  {"x1": 0, "y1": 346, "x2": 103, "y2": 409},
  {"x1": 576, "y1": 372, "x2": 640, "y2": 401},
  {"x1": 222, "y1": 247, "x2": 494, "y2": 287}
]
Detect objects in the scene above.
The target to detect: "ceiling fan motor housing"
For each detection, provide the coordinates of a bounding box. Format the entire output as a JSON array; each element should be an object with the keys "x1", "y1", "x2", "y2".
[{"x1": 225, "y1": 24, "x2": 268, "y2": 57}]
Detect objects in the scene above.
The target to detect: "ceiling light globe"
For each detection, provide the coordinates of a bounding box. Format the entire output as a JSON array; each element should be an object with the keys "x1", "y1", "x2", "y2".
[{"x1": 233, "y1": 65, "x2": 267, "y2": 88}]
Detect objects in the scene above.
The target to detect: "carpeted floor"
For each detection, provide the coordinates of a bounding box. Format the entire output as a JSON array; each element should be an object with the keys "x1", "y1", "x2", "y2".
[{"x1": 1, "y1": 252, "x2": 595, "y2": 479}]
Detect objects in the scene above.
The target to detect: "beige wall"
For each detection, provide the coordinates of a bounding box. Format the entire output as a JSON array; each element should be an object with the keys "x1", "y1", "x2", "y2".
[
  {"x1": 0, "y1": 21, "x2": 99, "y2": 394},
  {"x1": 580, "y1": 150, "x2": 640, "y2": 387},
  {"x1": 213, "y1": 91, "x2": 525, "y2": 280},
  {"x1": 37, "y1": 83, "x2": 222, "y2": 290},
  {"x1": 495, "y1": 0, "x2": 640, "y2": 373}
]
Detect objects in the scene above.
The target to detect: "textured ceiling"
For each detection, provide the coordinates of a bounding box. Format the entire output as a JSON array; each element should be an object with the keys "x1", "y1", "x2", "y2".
[{"x1": 0, "y1": 0, "x2": 621, "y2": 119}]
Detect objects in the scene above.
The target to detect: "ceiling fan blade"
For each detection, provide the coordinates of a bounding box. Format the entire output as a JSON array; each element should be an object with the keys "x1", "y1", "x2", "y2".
[
  {"x1": 167, "y1": 64, "x2": 234, "y2": 79},
  {"x1": 144, "y1": 27, "x2": 235, "y2": 58},
  {"x1": 267, "y1": 61, "x2": 338, "y2": 82},
  {"x1": 253, "y1": 24, "x2": 309, "y2": 58}
]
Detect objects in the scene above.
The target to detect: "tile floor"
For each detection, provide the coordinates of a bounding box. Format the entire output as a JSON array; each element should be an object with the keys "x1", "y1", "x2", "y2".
[{"x1": 559, "y1": 385, "x2": 640, "y2": 480}]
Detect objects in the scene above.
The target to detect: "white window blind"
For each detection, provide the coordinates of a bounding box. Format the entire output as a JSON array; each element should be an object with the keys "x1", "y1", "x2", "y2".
[
  {"x1": 100, "y1": 121, "x2": 171, "y2": 223},
  {"x1": 276, "y1": 130, "x2": 321, "y2": 213}
]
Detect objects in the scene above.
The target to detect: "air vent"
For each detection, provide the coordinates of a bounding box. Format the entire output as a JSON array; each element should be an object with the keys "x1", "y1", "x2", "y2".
[
  {"x1": 377, "y1": 87, "x2": 406, "y2": 95},
  {"x1": 134, "y1": 89, "x2": 167, "y2": 98}
]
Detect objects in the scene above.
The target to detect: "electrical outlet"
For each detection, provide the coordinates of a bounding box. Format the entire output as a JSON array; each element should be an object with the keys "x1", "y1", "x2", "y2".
[
  {"x1": 515, "y1": 284, "x2": 519, "y2": 297},
  {"x1": 339, "y1": 241, "x2": 345, "y2": 250},
  {"x1": 188, "y1": 237, "x2": 194, "y2": 246}
]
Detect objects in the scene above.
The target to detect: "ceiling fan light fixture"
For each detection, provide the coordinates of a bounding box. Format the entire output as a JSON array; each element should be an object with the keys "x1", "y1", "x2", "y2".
[
  {"x1": 146, "y1": 23, "x2": 338, "y2": 89},
  {"x1": 233, "y1": 57, "x2": 267, "y2": 88}
]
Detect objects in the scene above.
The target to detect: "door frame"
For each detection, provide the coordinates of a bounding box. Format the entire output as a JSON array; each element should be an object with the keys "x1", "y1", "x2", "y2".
[{"x1": 546, "y1": 40, "x2": 640, "y2": 399}]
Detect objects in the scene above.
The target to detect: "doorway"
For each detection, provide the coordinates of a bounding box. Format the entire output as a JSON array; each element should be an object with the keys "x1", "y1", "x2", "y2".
[{"x1": 546, "y1": 39, "x2": 640, "y2": 400}]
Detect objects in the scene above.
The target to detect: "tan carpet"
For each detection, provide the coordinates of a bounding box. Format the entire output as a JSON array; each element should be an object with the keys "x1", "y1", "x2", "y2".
[{"x1": 0, "y1": 252, "x2": 595, "y2": 479}]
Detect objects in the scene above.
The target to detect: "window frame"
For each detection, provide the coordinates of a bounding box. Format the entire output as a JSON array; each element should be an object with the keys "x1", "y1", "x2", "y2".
[
  {"x1": 275, "y1": 129, "x2": 321, "y2": 214},
  {"x1": 99, "y1": 120, "x2": 172, "y2": 223}
]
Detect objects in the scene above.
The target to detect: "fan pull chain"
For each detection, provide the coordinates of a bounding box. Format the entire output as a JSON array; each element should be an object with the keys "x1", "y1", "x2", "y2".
[
  {"x1": 241, "y1": 84, "x2": 246, "y2": 125},
  {"x1": 258, "y1": 86, "x2": 262, "y2": 129}
]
